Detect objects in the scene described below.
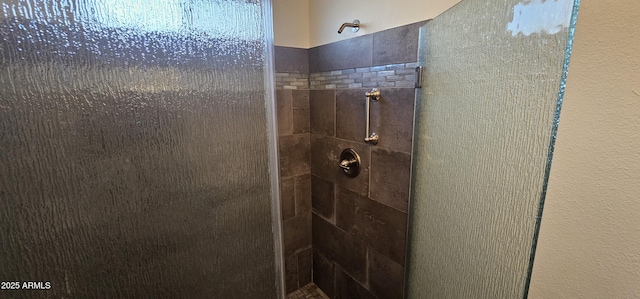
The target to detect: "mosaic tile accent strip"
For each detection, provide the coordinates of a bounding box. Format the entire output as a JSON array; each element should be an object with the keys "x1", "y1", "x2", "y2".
[
  {"x1": 276, "y1": 62, "x2": 419, "y2": 91},
  {"x1": 276, "y1": 73, "x2": 310, "y2": 90},
  {"x1": 310, "y1": 62, "x2": 418, "y2": 89},
  {"x1": 287, "y1": 283, "x2": 330, "y2": 299}
]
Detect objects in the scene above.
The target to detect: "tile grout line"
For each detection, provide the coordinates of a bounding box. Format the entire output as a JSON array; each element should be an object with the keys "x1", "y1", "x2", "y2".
[{"x1": 308, "y1": 133, "x2": 413, "y2": 156}]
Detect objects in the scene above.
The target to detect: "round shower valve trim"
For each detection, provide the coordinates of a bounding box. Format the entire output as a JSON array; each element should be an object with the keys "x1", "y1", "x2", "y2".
[{"x1": 339, "y1": 148, "x2": 361, "y2": 178}]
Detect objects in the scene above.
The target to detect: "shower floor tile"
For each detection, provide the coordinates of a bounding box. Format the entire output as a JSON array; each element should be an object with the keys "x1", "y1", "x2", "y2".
[{"x1": 287, "y1": 283, "x2": 330, "y2": 299}]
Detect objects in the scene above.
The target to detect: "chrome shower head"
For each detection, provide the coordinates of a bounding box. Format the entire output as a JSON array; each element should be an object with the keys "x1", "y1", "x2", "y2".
[{"x1": 338, "y1": 19, "x2": 360, "y2": 34}]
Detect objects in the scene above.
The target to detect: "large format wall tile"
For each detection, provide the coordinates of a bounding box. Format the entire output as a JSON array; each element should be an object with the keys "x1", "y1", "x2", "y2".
[
  {"x1": 313, "y1": 249, "x2": 335, "y2": 298},
  {"x1": 312, "y1": 214, "x2": 367, "y2": 284},
  {"x1": 372, "y1": 21, "x2": 425, "y2": 66},
  {"x1": 312, "y1": 175, "x2": 335, "y2": 221},
  {"x1": 297, "y1": 248, "x2": 313, "y2": 287},
  {"x1": 310, "y1": 134, "x2": 370, "y2": 196},
  {"x1": 277, "y1": 90, "x2": 293, "y2": 136},
  {"x1": 335, "y1": 187, "x2": 407, "y2": 266},
  {"x1": 371, "y1": 88, "x2": 416, "y2": 153},
  {"x1": 335, "y1": 269, "x2": 377, "y2": 299},
  {"x1": 310, "y1": 90, "x2": 336, "y2": 136},
  {"x1": 309, "y1": 35, "x2": 373, "y2": 73},
  {"x1": 370, "y1": 147, "x2": 412, "y2": 213},
  {"x1": 295, "y1": 174, "x2": 312, "y2": 215},
  {"x1": 285, "y1": 253, "x2": 299, "y2": 293},
  {"x1": 279, "y1": 134, "x2": 311, "y2": 178},
  {"x1": 285, "y1": 239, "x2": 314, "y2": 293},
  {"x1": 283, "y1": 213, "x2": 312, "y2": 257},
  {"x1": 292, "y1": 90, "x2": 311, "y2": 134},
  {"x1": 310, "y1": 134, "x2": 339, "y2": 181},
  {"x1": 281, "y1": 177, "x2": 295, "y2": 220},
  {"x1": 336, "y1": 89, "x2": 367, "y2": 143},
  {"x1": 308, "y1": 21, "x2": 423, "y2": 73},
  {"x1": 368, "y1": 248, "x2": 405, "y2": 299},
  {"x1": 275, "y1": 46, "x2": 309, "y2": 74}
]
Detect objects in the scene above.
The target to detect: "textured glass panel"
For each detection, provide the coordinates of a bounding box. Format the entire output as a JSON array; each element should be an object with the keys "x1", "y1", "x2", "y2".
[
  {"x1": 406, "y1": 0, "x2": 578, "y2": 298},
  {"x1": 0, "y1": 0, "x2": 281, "y2": 298}
]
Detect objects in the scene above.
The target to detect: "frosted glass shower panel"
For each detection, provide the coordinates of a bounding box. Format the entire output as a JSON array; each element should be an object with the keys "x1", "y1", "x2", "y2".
[
  {"x1": 0, "y1": 0, "x2": 280, "y2": 298},
  {"x1": 406, "y1": 0, "x2": 577, "y2": 298}
]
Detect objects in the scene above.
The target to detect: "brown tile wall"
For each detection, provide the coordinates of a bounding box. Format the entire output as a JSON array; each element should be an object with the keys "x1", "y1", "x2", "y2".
[{"x1": 275, "y1": 20, "x2": 423, "y2": 297}]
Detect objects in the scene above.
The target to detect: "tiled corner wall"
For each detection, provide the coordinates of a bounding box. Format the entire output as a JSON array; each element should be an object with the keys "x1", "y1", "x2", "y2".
[
  {"x1": 276, "y1": 20, "x2": 424, "y2": 298},
  {"x1": 275, "y1": 46, "x2": 313, "y2": 293},
  {"x1": 308, "y1": 20, "x2": 423, "y2": 299}
]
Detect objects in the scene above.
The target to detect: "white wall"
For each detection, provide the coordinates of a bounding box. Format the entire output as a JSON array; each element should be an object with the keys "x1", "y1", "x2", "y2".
[
  {"x1": 272, "y1": 0, "x2": 461, "y2": 48},
  {"x1": 529, "y1": 0, "x2": 640, "y2": 298},
  {"x1": 273, "y1": 0, "x2": 310, "y2": 48},
  {"x1": 308, "y1": 0, "x2": 461, "y2": 47}
]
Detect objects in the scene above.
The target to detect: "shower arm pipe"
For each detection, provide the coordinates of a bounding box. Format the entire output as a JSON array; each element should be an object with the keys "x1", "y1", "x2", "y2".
[
  {"x1": 338, "y1": 19, "x2": 360, "y2": 34},
  {"x1": 364, "y1": 88, "x2": 380, "y2": 145}
]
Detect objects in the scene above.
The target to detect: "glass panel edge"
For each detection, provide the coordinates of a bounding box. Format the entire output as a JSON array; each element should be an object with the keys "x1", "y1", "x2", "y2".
[
  {"x1": 522, "y1": 1, "x2": 581, "y2": 297},
  {"x1": 262, "y1": 0, "x2": 286, "y2": 297}
]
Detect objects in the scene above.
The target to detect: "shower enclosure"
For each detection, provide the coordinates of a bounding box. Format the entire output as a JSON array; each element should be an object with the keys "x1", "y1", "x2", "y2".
[
  {"x1": 406, "y1": 0, "x2": 579, "y2": 298},
  {"x1": 0, "y1": 0, "x2": 283, "y2": 298}
]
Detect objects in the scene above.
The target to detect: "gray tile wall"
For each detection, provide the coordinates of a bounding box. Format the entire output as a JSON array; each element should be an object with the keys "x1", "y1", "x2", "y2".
[
  {"x1": 275, "y1": 46, "x2": 309, "y2": 74},
  {"x1": 307, "y1": 21, "x2": 423, "y2": 299},
  {"x1": 308, "y1": 21, "x2": 425, "y2": 73},
  {"x1": 276, "y1": 45, "x2": 313, "y2": 294},
  {"x1": 275, "y1": 46, "x2": 310, "y2": 90},
  {"x1": 309, "y1": 87, "x2": 414, "y2": 299},
  {"x1": 309, "y1": 35, "x2": 373, "y2": 73},
  {"x1": 275, "y1": 20, "x2": 423, "y2": 298},
  {"x1": 277, "y1": 88, "x2": 313, "y2": 294}
]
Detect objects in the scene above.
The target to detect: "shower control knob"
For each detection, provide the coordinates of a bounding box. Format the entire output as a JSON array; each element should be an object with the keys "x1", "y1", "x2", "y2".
[
  {"x1": 340, "y1": 158, "x2": 357, "y2": 170},
  {"x1": 339, "y1": 148, "x2": 361, "y2": 178}
]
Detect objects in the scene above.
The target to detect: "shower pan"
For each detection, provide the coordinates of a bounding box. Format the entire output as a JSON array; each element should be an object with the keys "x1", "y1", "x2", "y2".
[{"x1": 0, "y1": 0, "x2": 284, "y2": 298}]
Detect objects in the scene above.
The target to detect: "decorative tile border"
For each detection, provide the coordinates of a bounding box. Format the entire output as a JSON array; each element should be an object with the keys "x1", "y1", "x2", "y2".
[
  {"x1": 310, "y1": 62, "x2": 418, "y2": 89},
  {"x1": 275, "y1": 73, "x2": 310, "y2": 90},
  {"x1": 275, "y1": 62, "x2": 418, "y2": 90}
]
